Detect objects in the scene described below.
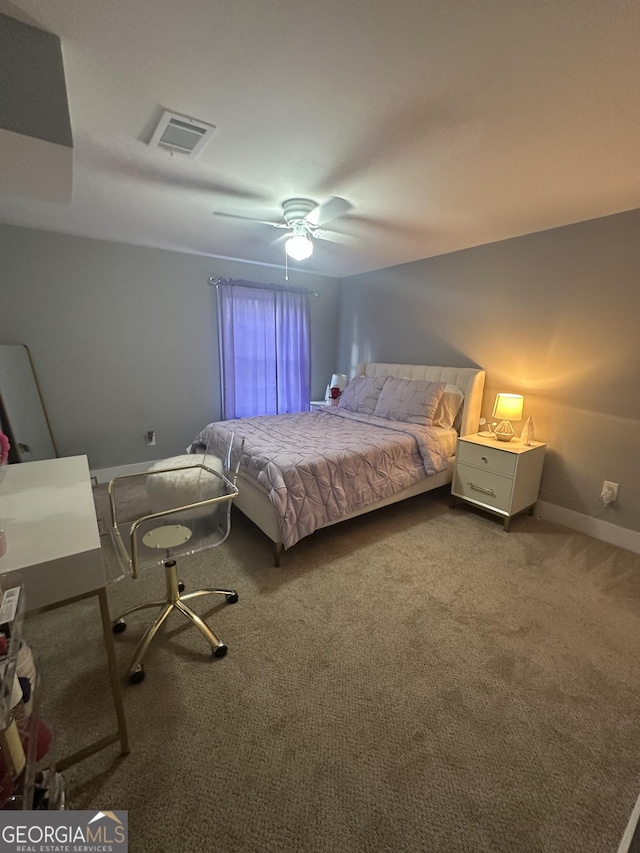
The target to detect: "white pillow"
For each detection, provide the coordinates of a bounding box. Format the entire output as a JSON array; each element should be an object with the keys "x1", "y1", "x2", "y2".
[
  {"x1": 338, "y1": 375, "x2": 387, "y2": 415},
  {"x1": 433, "y1": 384, "x2": 465, "y2": 430},
  {"x1": 373, "y1": 377, "x2": 446, "y2": 426}
]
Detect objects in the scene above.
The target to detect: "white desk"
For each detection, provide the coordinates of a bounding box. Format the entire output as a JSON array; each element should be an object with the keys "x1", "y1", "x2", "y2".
[{"x1": 0, "y1": 455, "x2": 129, "y2": 769}]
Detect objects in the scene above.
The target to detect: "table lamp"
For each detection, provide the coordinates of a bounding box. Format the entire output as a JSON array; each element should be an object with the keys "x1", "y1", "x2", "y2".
[{"x1": 492, "y1": 393, "x2": 524, "y2": 442}]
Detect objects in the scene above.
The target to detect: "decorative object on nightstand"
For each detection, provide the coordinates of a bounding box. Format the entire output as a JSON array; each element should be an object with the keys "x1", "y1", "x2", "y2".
[
  {"x1": 491, "y1": 393, "x2": 524, "y2": 442},
  {"x1": 520, "y1": 415, "x2": 536, "y2": 446},
  {"x1": 451, "y1": 433, "x2": 546, "y2": 530},
  {"x1": 328, "y1": 373, "x2": 348, "y2": 406}
]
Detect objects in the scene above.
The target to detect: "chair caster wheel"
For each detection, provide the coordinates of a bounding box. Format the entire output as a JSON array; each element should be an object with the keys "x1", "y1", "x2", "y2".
[
  {"x1": 129, "y1": 665, "x2": 145, "y2": 684},
  {"x1": 112, "y1": 619, "x2": 127, "y2": 634},
  {"x1": 225, "y1": 591, "x2": 239, "y2": 604},
  {"x1": 213, "y1": 644, "x2": 228, "y2": 658},
  {"x1": 178, "y1": 581, "x2": 185, "y2": 593}
]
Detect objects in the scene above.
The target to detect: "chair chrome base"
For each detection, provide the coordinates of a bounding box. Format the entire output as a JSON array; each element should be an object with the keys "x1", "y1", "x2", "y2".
[{"x1": 112, "y1": 558, "x2": 238, "y2": 683}]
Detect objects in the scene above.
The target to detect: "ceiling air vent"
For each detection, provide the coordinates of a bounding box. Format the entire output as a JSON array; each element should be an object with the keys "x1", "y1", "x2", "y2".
[{"x1": 148, "y1": 110, "x2": 217, "y2": 157}]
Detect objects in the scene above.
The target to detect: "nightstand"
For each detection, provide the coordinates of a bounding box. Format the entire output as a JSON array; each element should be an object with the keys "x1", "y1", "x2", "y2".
[
  {"x1": 451, "y1": 433, "x2": 546, "y2": 530},
  {"x1": 309, "y1": 400, "x2": 330, "y2": 411}
]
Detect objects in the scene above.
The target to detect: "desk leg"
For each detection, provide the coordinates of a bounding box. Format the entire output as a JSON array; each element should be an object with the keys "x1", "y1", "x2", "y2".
[
  {"x1": 56, "y1": 590, "x2": 130, "y2": 771},
  {"x1": 98, "y1": 587, "x2": 130, "y2": 758}
]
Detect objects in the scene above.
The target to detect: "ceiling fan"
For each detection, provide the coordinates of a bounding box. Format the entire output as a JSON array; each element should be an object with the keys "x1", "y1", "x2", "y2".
[{"x1": 214, "y1": 196, "x2": 353, "y2": 261}]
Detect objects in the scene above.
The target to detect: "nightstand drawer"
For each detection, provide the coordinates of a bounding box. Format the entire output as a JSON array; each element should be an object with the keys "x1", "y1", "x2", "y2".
[
  {"x1": 453, "y1": 463, "x2": 513, "y2": 513},
  {"x1": 457, "y1": 441, "x2": 517, "y2": 477}
]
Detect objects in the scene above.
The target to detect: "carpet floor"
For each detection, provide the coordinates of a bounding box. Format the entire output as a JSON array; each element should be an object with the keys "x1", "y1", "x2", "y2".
[{"x1": 25, "y1": 485, "x2": 640, "y2": 853}]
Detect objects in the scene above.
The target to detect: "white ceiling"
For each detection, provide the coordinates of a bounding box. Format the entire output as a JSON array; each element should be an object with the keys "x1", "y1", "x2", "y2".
[{"x1": 1, "y1": 0, "x2": 640, "y2": 278}]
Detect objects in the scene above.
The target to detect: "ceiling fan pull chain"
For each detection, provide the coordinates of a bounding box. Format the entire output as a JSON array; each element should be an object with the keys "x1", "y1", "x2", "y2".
[{"x1": 285, "y1": 247, "x2": 289, "y2": 281}]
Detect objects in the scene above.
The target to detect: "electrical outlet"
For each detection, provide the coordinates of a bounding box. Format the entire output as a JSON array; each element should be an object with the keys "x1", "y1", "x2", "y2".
[
  {"x1": 601, "y1": 481, "x2": 619, "y2": 504},
  {"x1": 145, "y1": 430, "x2": 156, "y2": 447}
]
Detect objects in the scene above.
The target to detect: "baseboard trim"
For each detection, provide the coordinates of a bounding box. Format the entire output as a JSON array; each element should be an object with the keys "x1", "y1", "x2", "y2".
[
  {"x1": 91, "y1": 460, "x2": 159, "y2": 484},
  {"x1": 536, "y1": 501, "x2": 640, "y2": 555}
]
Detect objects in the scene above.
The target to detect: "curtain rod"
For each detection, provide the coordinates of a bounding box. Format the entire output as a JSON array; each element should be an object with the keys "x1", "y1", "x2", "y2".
[{"x1": 209, "y1": 276, "x2": 319, "y2": 297}]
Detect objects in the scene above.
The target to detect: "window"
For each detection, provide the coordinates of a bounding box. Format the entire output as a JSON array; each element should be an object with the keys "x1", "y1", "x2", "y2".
[{"x1": 216, "y1": 279, "x2": 311, "y2": 419}]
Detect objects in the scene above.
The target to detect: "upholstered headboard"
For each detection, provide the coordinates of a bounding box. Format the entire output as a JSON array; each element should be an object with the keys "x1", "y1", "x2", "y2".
[{"x1": 356, "y1": 363, "x2": 485, "y2": 437}]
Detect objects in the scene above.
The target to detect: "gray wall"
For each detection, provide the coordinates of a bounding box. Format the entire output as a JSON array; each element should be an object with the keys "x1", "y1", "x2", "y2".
[
  {"x1": 0, "y1": 224, "x2": 339, "y2": 470},
  {"x1": 337, "y1": 208, "x2": 640, "y2": 534},
  {"x1": 0, "y1": 13, "x2": 72, "y2": 146},
  {"x1": 4, "y1": 210, "x2": 639, "y2": 535}
]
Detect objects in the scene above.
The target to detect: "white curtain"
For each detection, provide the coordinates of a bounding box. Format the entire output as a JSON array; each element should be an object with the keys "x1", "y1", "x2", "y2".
[{"x1": 217, "y1": 280, "x2": 311, "y2": 419}]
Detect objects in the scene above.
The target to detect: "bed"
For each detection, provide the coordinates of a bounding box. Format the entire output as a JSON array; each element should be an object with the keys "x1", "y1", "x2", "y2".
[{"x1": 191, "y1": 363, "x2": 485, "y2": 564}]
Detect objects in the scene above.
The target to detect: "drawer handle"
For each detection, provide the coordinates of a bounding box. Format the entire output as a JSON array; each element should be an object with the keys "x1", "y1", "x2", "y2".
[
  {"x1": 481, "y1": 456, "x2": 488, "y2": 463},
  {"x1": 468, "y1": 482, "x2": 495, "y2": 496}
]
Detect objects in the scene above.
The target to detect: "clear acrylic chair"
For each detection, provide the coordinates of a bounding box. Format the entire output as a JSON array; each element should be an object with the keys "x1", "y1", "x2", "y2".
[{"x1": 108, "y1": 436, "x2": 242, "y2": 683}]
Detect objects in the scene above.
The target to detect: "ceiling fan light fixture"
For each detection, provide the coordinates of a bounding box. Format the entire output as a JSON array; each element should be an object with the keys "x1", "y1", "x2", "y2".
[{"x1": 285, "y1": 226, "x2": 313, "y2": 261}]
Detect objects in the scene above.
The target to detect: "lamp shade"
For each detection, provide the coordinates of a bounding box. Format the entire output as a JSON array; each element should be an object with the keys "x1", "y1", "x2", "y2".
[
  {"x1": 330, "y1": 374, "x2": 348, "y2": 391},
  {"x1": 492, "y1": 393, "x2": 524, "y2": 422}
]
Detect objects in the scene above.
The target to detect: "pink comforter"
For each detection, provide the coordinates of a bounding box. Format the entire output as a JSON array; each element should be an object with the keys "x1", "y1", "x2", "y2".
[{"x1": 192, "y1": 408, "x2": 448, "y2": 548}]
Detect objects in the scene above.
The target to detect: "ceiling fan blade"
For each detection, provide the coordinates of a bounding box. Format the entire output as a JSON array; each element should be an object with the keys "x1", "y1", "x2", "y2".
[
  {"x1": 89, "y1": 140, "x2": 266, "y2": 201},
  {"x1": 305, "y1": 196, "x2": 353, "y2": 227},
  {"x1": 213, "y1": 211, "x2": 288, "y2": 228},
  {"x1": 346, "y1": 213, "x2": 433, "y2": 240},
  {"x1": 314, "y1": 230, "x2": 353, "y2": 246},
  {"x1": 318, "y1": 97, "x2": 479, "y2": 192}
]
